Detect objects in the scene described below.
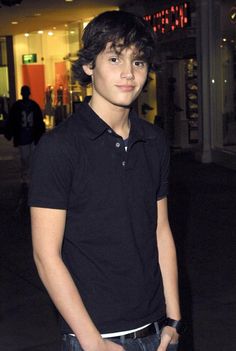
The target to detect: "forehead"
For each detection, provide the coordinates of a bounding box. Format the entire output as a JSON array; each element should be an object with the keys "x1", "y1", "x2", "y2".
[{"x1": 103, "y1": 42, "x2": 143, "y2": 57}]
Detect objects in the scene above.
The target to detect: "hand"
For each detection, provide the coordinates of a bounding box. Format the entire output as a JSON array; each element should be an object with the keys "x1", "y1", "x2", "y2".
[
  {"x1": 156, "y1": 326, "x2": 179, "y2": 351},
  {"x1": 102, "y1": 339, "x2": 125, "y2": 351},
  {"x1": 84, "y1": 337, "x2": 125, "y2": 351}
]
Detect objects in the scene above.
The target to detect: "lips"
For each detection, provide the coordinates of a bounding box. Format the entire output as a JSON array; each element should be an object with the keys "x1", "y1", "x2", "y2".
[{"x1": 116, "y1": 85, "x2": 135, "y2": 92}]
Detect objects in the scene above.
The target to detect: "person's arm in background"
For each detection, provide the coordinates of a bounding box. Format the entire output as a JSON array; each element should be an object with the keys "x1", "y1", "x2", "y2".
[
  {"x1": 31, "y1": 206, "x2": 124, "y2": 351},
  {"x1": 156, "y1": 197, "x2": 181, "y2": 351}
]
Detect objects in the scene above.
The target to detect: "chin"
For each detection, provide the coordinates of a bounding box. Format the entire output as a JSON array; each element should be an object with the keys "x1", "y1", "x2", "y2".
[
  {"x1": 112, "y1": 97, "x2": 136, "y2": 108},
  {"x1": 113, "y1": 101, "x2": 133, "y2": 108}
]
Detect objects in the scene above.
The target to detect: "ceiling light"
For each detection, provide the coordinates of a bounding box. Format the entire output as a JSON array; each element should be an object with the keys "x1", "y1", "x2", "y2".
[
  {"x1": 65, "y1": 0, "x2": 74, "y2": 2},
  {"x1": 48, "y1": 31, "x2": 53, "y2": 36},
  {"x1": 24, "y1": 33, "x2": 29, "y2": 37},
  {"x1": 11, "y1": 21, "x2": 18, "y2": 24},
  {"x1": 38, "y1": 30, "x2": 44, "y2": 34}
]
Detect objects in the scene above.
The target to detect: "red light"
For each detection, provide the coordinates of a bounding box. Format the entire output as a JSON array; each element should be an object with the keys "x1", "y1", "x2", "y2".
[
  {"x1": 184, "y1": 3, "x2": 188, "y2": 8},
  {"x1": 162, "y1": 10, "x2": 165, "y2": 16},
  {"x1": 176, "y1": 19, "x2": 179, "y2": 26},
  {"x1": 166, "y1": 9, "x2": 169, "y2": 15},
  {"x1": 162, "y1": 28, "x2": 165, "y2": 33},
  {"x1": 184, "y1": 17, "x2": 188, "y2": 23},
  {"x1": 171, "y1": 6, "x2": 175, "y2": 12},
  {"x1": 153, "y1": 26, "x2": 157, "y2": 32},
  {"x1": 166, "y1": 18, "x2": 169, "y2": 24},
  {"x1": 162, "y1": 18, "x2": 165, "y2": 24},
  {"x1": 176, "y1": 6, "x2": 179, "y2": 11},
  {"x1": 171, "y1": 25, "x2": 175, "y2": 31}
]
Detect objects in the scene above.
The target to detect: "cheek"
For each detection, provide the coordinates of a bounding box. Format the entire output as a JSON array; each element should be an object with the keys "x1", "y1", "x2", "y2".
[{"x1": 137, "y1": 70, "x2": 148, "y2": 85}]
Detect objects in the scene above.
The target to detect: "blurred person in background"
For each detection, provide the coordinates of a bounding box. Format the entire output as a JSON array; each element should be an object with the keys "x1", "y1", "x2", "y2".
[{"x1": 4, "y1": 85, "x2": 45, "y2": 188}]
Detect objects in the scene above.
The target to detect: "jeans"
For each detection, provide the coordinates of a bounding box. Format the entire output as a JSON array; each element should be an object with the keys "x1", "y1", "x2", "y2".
[{"x1": 61, "y1": 332, "x2": 179, "y2": 351}]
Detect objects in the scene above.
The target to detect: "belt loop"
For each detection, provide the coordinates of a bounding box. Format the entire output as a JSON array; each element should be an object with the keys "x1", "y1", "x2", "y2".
[
  {"x1": 154, "y1": 321, "x2": 160, "y2": 334},
  {"x1": 120, "y1": 335, "x2": 125, "y2": 343}
]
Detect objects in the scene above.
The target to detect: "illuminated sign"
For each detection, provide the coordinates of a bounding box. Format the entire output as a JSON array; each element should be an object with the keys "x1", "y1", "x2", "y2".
[
  {"x1": 22, "y1": 53, "x2": 37, "y2": 64},
  {"x1": 144, "y1": 2, "x2": 190, "y2": 35}
]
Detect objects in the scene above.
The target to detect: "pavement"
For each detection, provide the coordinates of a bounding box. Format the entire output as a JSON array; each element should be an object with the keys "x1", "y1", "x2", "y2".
[{"x1": 0, "y1": 134, "x2": 236, "y2": 351}]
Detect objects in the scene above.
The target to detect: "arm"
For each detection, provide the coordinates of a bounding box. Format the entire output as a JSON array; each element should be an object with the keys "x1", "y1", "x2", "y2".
[
  {"x1": 31, "y1": 207, "x2": 123, "y2": 351},
  {"x1": 156, "y1": 197, "x2": 181, "y2": 351}
]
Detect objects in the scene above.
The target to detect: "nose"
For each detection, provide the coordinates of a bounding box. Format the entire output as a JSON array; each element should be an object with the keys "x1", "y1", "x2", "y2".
[{"x1": 120, "y1": 61, "x2": 134, "y2": 80}]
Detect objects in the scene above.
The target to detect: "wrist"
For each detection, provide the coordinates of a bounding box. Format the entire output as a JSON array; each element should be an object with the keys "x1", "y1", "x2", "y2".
[
  {"x1": 78, "y1": 333, "x2": 103, "y2": 351},
  {"x1": 165, "y1": 318, "x2": 187, "y2": 336}
]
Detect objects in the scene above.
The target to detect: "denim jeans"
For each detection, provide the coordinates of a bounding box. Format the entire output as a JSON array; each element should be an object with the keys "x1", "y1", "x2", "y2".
[{"x1": 61, "y1": 332, "x2": 179, "y2": 351}]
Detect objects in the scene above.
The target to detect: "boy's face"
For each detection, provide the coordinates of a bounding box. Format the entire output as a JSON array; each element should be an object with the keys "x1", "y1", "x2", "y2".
[{"x1": 83, "y1": 42, "x2": 148, "y2": 109}]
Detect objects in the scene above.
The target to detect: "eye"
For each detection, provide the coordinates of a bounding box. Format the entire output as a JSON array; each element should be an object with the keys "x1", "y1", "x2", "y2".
[
  {"x1": 133, "y1": 60, "x2": 147, "y2": 68},
  {"x1": 108, "y1": 56, "x2": 119, "y2": 64}
]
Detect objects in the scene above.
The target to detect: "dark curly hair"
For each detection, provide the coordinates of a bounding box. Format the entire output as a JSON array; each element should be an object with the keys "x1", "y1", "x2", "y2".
[{"x1": 72, "y1": 10, "x2": 156, "y2": 86}]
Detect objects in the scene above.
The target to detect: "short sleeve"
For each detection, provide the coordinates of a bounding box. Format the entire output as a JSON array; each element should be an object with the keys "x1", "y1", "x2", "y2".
[
  {"x1": 156, "y1": 131, "x2": 170, "y2": 201},
  {"x1": 28, "y1": 131, "x2": 74, "y2": 209}
]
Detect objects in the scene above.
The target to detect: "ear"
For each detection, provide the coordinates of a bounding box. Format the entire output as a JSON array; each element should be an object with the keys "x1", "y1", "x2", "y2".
[{"x1": 82, "y1": 63, "x2": 93, "y2": 76}]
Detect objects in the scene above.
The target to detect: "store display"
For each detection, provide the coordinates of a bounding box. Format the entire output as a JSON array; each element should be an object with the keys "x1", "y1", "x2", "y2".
[{"x1": 185, "y1": 58, "x2": 199, "y2": 143}]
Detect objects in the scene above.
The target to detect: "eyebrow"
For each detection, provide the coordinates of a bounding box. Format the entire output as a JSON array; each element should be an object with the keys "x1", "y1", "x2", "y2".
[{"x1": 104, "y1": 47, "x2": 146, "y2": 61}]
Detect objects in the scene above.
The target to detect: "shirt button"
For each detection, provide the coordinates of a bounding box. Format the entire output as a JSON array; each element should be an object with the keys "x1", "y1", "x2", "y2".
[
  {"x1": 115, "y1": 142, "x2": 121, "y2": 148},
  {"x1": 107, "y1": 129, "x2": 112, "y2": 134},
  {"x1": 122, "y1": 161, "x2": 126, "y2": 167}
]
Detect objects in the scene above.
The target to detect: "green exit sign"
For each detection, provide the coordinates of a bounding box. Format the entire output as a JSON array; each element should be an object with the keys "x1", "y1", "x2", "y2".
[{"x1": 22, "y1": 53, "x2": 37, "y2": 64}]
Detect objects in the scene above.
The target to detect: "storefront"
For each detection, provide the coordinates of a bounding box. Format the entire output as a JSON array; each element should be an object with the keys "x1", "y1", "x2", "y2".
[
  {"x1": 207, "y1": 0, "x2": 236, "y2": 168},
  {"x1": 122, "y1": 0, "x2": 200, "y2": 151},
  {"x1": 122, "y1": 0, "x2": 236, "y2": 169},
  {"x1": 12, "y1": 22, "x2": 86, "y2": 129}
]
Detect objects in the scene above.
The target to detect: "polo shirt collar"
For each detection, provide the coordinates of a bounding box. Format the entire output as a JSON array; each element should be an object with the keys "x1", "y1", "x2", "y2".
[
  {"x1": 75, "y1": 102, "x2": 157, "y2": 141},
  {"x1": 77, "y1": 102, "x2": 108, "y2": 139}
]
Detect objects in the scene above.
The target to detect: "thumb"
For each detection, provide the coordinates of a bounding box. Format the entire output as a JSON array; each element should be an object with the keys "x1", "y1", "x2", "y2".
[{"x1": 156, "y1": 332, "x2": 171, "y2": 351}]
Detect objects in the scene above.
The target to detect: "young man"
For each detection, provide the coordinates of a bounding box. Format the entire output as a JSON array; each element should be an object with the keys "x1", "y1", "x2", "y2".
[{"x1": 29, "y1": 10, "x2": 182, "y2": 351}]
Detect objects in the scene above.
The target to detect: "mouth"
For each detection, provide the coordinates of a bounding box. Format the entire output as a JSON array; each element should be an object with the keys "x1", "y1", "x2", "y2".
[{"x1": 115, "y1": 85, "x2": 135, "y2": 92}]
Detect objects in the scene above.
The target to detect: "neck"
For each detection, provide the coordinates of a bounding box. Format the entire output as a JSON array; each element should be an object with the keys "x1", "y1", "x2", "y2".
[{"x1": 89, "y1": 97, "x2": 131, "y2": 139}]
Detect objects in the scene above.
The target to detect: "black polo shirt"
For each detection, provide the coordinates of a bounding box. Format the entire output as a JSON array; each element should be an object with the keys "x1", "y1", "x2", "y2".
[{"x1": 28, "y1": 102, "x2": 170, "y2": 334}]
